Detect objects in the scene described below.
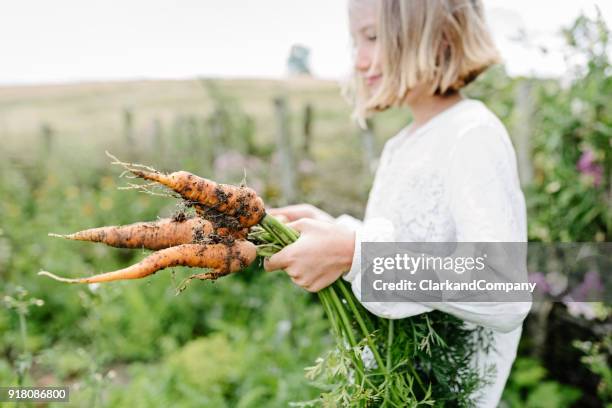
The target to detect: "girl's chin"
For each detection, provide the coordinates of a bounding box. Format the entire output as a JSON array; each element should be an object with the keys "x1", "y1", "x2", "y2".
[{"x1": 365, "y1": 82, "x2": 381, "y2": 95}]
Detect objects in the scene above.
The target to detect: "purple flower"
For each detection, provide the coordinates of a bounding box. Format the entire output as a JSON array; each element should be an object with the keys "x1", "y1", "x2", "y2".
[
  {"x1": 577, "y1": 149, "x2": 603, "y2": 186},
  {"x1": 568, "y1": 270, "x2": 604, "y2": 302},
  {"x1": 562, "y1": 270, "x2": 606, "y2": 320},
  {"x1": 529, "y1": 272, "x2": 551, "y2": 295}
]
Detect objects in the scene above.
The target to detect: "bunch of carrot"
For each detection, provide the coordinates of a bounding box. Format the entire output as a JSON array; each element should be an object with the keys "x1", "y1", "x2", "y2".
[{"x1": 40, "y1": 153, "x2": 263, "y2": 284}]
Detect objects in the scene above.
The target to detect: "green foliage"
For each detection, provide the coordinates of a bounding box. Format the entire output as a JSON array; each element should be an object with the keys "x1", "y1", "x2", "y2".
[
  {"x1": 574, "y1": 336, "x2": 612, "y2": 404},
  {"x1": 2, "y1": 286, "x2": 45, "y2": 388},
  {"x1": 501, "y1": 358, "x2": 582, "y2": 408},
  {"x1": 301, "y1": 311, "x2": 492, "y2": 407},
  {"x1": 168, "y1": 334, "x2": 243, "y2": 400},
  {"x1": 526, "y1": 11, "x2": 611, "y2": 242}
]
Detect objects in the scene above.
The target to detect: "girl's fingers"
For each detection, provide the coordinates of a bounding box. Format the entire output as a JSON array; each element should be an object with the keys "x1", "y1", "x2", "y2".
[
  {"x1": 267, "y1": 204, "x2": 313, "y2": 221},
  {"x1": 267, "y1": 207, "x2": 298, "y2": 220},
  {"x1": 264, "y1": 250, "x2": 290, "y2": 272},
  {"x1": 286, "y1": 219, "x2": 314, "y2": 232},
  {"x1": 274, "y1": 214, "x2": 290, "y2": 223}
]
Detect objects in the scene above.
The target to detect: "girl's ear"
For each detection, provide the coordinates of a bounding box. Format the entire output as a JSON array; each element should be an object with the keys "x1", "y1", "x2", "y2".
[
  {"x1": 433, "y1": 34, "x2": 451, "y2": 83},
  {"x1": 439, "y1": 36, "x2": 450, "y2": 58}
]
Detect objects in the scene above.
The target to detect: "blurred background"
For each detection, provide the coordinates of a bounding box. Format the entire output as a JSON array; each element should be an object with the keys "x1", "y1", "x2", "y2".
[{"x1": 0, "y1": 1, "x2": 610, "y2": 407}]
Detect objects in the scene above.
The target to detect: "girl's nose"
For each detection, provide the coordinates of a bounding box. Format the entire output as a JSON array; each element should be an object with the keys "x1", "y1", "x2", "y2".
[{"x1": 355, "y1": 46, "x2": 371, "y2": 72}]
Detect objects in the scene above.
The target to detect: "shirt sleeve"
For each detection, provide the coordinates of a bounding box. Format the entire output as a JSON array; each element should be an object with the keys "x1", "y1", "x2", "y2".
[
  {"x1": 341, "y1": 124, "x2": 531, "y2": 332},
  {"x1": 334, "y1": 214, "x2": 363, "y2": 232}
]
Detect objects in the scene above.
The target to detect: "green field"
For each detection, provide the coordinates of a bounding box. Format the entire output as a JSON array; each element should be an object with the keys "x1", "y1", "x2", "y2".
[
  {"x1": 0, "y1": 77, "x2": 411, "y2": 407},
  {"x1": 0, "y1": 77, "x2": 412, "y2": 215}
]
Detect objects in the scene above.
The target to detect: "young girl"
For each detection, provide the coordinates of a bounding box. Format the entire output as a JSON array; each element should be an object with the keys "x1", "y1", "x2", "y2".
[{"x1": 265, "y1": 0, "x2": 530, "y2": 406}]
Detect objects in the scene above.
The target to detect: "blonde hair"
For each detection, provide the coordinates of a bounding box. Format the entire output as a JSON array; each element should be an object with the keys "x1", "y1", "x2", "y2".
[{"x1": 349, "y1": 0, "x2": 501, "y2": 122}]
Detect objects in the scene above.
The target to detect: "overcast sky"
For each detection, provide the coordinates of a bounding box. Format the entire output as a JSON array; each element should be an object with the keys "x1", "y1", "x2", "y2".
[{"x1": 0, "y1": 0, "x2": 609, "y2": 85}]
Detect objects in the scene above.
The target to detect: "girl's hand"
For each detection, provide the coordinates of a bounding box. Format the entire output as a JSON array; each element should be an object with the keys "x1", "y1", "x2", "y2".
[
  {"x1": 267, "y1": 204, "x2": 335, "y2": 223},
  {"x1": 263, "y1": 219, "x2": 355, "y2": 292}
]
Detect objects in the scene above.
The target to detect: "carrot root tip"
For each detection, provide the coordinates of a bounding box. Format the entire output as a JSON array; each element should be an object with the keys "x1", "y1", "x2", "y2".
[
  {"x1": 105, "y1": 151, "x2": 160, "y2": 177},
  {"x1": 38, "y1": 270, "x2": 80, "y2": 284}
]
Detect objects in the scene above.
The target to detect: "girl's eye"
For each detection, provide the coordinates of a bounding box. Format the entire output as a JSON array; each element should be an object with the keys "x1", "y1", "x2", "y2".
[{"x1": 364, "y1": 29, "x2": 377, "y2": 42}]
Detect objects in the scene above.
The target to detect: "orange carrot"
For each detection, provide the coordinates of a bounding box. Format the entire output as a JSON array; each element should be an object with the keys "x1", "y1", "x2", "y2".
[
  {"x1": 126, "y1": 169, "x2": 265, "y2": 228},
  {"x1": 39, "y1": 240, "x2": 257, "y2": 284},
  {"x1": 49, "y1": 217, "x2": 215, "y2": 250}
]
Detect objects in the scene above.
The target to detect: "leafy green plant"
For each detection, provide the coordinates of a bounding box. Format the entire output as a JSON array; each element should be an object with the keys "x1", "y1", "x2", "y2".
[
  {"x1": 258, "y1": 216, "x2": 492, "y2": 407},
  {"x1": 527, "y1": 11, "x2": 611, "y2": 242},
  {"x1": 501, "y1": 357, "x2": 582, "y2": 408},
  {"x1": 574, "y1": 336, "x2": 612, "y2": 405},
  {"x1": 3, "y1": 286, "x2": 44, "y2": 389}
]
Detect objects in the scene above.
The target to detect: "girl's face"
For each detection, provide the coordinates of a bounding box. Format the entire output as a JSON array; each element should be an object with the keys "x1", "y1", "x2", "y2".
[{"x1": 349, "y1": 0, "x2": 382, "y2": 92}]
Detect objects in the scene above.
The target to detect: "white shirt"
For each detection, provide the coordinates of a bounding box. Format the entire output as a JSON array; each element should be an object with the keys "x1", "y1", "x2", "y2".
[{"x1": 336, "y1": 98, "x2": 531, "y2": 408}]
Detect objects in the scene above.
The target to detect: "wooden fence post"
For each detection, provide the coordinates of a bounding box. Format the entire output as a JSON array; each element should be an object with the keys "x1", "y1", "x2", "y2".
[
  {"x1": 122, "y1": 108, "x2": 135, "y2": 146},
  {"x1": 274, "y1": 96, "x2": 296, "y2": 204},
  {"x1": 302, "y1": 104, "x2": 313, "y2": 157},
  {"x1": 514, "y1": 81, "x2": 534, "y2": 187},
  {"x1": 40, "y1": 122, "x2": 54, "y2": 154},
  {"x1": 243, "y1": 116, "x2": 257, "y2": 156}
]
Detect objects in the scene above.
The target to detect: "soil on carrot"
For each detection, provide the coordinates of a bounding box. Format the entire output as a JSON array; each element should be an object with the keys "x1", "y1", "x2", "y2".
[{"x1": 193, "y1": 204, "x2": 243, "y2": 231}]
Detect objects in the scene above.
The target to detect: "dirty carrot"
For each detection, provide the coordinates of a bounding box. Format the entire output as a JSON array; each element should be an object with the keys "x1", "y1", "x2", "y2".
[
  {"x1": 109, "y1": 154, "x2": 265, "y2": 228},
  {"x1": 49, "y1": 217, "x2": 216, "y2": 250},
  {"x1": 39, "y1": 240, "x2": 257, "y2": 284},
  {"x1": 139, "y1": 170, "x2": 263, "y2": 227}
]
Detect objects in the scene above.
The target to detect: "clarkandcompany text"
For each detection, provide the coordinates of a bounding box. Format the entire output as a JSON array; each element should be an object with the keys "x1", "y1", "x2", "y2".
[{"x1": 372, "y1": 279, "x2": 537, "y2": 293}]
